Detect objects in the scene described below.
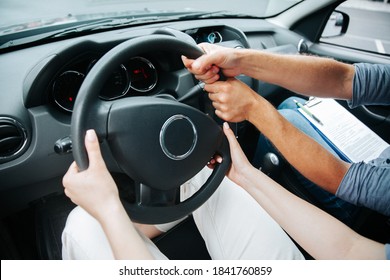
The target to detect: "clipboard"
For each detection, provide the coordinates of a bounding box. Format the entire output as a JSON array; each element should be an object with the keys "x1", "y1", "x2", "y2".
[{"x1": 297, "y1": 97, "x2": 389, "y2": 163}]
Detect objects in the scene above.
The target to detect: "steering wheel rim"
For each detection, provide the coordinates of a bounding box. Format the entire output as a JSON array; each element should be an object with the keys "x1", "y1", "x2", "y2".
[{"x1": 71, "y1": 34, "x2": 231, "y2": 224}]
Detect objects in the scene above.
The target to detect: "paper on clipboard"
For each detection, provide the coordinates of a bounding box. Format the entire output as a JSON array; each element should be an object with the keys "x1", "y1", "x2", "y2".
[{"x1": 298, "y1": 97, "x2": 389, "y2": 163}]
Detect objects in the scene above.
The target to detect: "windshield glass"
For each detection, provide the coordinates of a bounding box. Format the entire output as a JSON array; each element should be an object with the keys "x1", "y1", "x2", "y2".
[{"x1": 1, "y1": 0, "x2": 303, "y2": 36}]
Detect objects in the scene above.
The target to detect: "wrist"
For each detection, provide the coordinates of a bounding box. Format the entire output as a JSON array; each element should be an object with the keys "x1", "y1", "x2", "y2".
[
  {"x1": 236, "y1": 165, "x2": 259, "y2": 192},
  {"x1": 246, "y1": 94, "x2": 265, "y2": 122},
  {"x1": 238, "y1": 49, "x2": 262, "y2": 77},
  {"x1": 95, "y1": 196, "x2": 124, "y2": 223}
]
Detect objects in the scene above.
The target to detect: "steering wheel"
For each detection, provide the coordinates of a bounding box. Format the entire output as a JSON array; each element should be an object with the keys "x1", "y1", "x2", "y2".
[{"x1": 71, "y1": 34, "x2": 231, "y2": 224}]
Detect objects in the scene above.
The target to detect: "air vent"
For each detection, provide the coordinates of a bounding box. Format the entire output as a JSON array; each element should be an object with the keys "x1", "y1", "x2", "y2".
[{"x1": 0, "y1": 117, "x2": 28, "y2": 163}]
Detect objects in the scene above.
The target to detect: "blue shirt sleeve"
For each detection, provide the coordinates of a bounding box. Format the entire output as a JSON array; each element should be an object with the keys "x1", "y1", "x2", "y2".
[
  {"x1": 386, "y1": 244, "x2": 390, "y2": 260},
  {"x1": 349, "y1": 63, "x2": 390, "y2": 108},
  {"x1": 336, "y1": 161, "x2": 390, "y2": 216},
  {"x1": 340, "y1": 63, "x2": 390, "y2": 215}
]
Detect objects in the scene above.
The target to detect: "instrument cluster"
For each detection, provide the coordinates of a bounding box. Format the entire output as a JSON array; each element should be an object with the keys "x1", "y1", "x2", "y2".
[{"x1": 52, "y1": 55, "x2": 158, "y2": 112}]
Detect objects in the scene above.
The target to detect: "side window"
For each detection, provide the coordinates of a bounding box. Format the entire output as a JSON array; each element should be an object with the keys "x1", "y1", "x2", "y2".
[{"x1": 320, "y1": 0, "x2": 390, "y2": 55}]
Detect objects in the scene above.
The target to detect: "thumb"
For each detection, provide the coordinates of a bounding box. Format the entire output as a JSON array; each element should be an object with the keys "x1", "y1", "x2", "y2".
[
  {"x1": 181, "y1": 55, "x2": 194, "y2": 69},
  {"x1": 223, "y1": 122, "x2": 240, "y2": 150},
  {"x1": 84, "y1": 129, "x2": 104, "y2": 169},
  {"x1": 192, "y1": 52, "x2": 218, "y2": 72},
  {"x1": 223, "y1": 122, "x2": 251, "y2": 177}
]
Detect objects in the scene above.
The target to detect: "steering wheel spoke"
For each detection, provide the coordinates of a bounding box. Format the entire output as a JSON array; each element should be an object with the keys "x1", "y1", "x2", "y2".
[{"x1": 135, "y1": 182, "x2": 180, "y2": 206}]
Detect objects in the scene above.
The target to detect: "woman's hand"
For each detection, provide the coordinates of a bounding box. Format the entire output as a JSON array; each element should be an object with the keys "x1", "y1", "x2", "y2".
[
  {"x1": 62, "y1": 129, "x2": 121, "y2": 221},
  {"x1": 208, "y1": 122, "x2": 254, "y2": 188}
]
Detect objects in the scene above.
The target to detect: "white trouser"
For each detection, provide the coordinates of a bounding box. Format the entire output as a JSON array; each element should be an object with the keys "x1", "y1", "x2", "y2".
[{"x1": 62, "y1": 168, "x2": 304, "y2": 260}]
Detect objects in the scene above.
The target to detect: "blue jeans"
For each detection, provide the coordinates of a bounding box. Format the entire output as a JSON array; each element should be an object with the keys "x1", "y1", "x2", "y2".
[{"x1": 253, "y1": 97, "x2": 361, "y2": 227}]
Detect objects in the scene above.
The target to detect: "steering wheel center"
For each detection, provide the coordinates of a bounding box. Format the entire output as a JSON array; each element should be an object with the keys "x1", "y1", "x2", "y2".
[{"x1": 160, "y1": 114, "x2": 198, "y2": 160}]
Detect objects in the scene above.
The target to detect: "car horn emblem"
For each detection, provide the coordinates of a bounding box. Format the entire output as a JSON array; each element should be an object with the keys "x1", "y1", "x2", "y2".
[{"x1": 159, "y1": 114, "x2": 198, "y2": 160}]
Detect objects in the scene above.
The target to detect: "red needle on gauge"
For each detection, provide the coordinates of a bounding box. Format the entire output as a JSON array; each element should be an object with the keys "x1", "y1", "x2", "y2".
[
  {"x1": 134, "y1": 68, "x2": 148, "y2": 79},
  {"x1": 141, "y1": 67, "x2": 148, "y2": 78}
]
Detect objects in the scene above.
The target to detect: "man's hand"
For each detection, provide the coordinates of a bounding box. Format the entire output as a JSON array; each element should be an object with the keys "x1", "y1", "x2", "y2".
[{"x1": 181, "y1": 43, "x2": 242, "y2": 83}]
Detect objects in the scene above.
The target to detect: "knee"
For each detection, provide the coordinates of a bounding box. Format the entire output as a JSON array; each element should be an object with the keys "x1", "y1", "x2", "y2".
[
  {"x1": 61, "y1": 206, "x2": 102, "y2": 259},
  {"x1": 63, "y1": 206, "x2": 94, "y2": 235},
  {"x1": 278, "y1": 109, "x2": 310, "y2": 130},
  {"x1": 278, "y1": 96, "x2": 306, "y2": 110}
]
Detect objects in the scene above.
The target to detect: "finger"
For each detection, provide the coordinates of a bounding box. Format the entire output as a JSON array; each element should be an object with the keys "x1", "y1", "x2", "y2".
[
  {"x1": 193, "y1": 65, "x2": 219, "y2": 79},
  {"x1": 214, "y1": 155, "x2": 223, "y2": 163},
  {"x1": 191, "y1": 53, "x2": 220, "y2": 74},
  {"x1": 207, "y1": 162, "x2": 216, "y2": 170},
  {"x1": 63, "y1": 187, "x2": 72, "y2": 200},
  {"x1": 182, "y1": 55, "x2": 214, "y2": 78},
  {"x1": 210, "y1": 98, "x2": 227, "y2": 112},
  {"x1": 62, "y1": 161, "x2": 78, "y2": 188},
  {"x1": 223, "y1": 122, "x2": 240, "y2": 149},
  {"x1": 209, "y1": 93, "x2": 220, "y2": 103},
  {"x1": 181, "y1": 55, "x2": 194, "y2": 69},
  {"x1": 206, "y1": 158, "x2": 217, "y2": 170},
  {"x1": 63, "y1": 161, "x2": 79, "y2": 180},
  {"x1": 204, "y1": 81, "x2": 226, "y2": 94},
  {"x1": 201, "y1": 75, "x2": 220, "y2": 85},
  {"x1": 84, "y1": 129, "x2": 105, "y2": 169},
  {"x1": 67, "y1": 161, "x2": 79, "y2": 174},
  {"x1": 215, "y1": 109, "x2": 231, "y2": 122}
]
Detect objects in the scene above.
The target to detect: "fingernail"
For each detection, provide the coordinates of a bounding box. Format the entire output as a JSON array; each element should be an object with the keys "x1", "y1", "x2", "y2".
[
  {"x1": 86, "y1": 129, "x2": 97, "y2": 142},
  {"x1": 223, "y1": 122, "x2": 230, "y2": 129}
]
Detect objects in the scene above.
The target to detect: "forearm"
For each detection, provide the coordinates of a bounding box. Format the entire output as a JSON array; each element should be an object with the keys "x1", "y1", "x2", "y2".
[
  {"x1": 236, "y1": 49, "x2": 354, "y2": 99},
  {"x1": 240, "y1": 166, "x2": 385, "y2": 259},
  {"x1": 98, "y1": 202, "x2": 154, "y2": 260},
  {"x1": 248, "y1": 96, "x2": 350, "y2": 192}
]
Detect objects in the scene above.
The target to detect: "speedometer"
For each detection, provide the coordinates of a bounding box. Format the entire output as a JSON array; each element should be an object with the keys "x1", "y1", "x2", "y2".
[
  {"x1": 128, "y1": 57, "x2": 157, "y2": 92},
  {"x1": 52, "y1": 70, "x2": 85, "y2": 112}
]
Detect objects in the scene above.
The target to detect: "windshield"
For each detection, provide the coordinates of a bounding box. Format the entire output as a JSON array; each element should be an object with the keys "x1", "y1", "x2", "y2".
[{"x1": 1, "y1": 0, "x2": 303, "y2": 36}]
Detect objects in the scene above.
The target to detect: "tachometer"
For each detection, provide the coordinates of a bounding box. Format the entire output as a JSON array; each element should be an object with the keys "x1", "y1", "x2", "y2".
[
  {"x1": 52, "y1": 70, "x2": 85, "y2": 112},
  {"x1": 128, "y1": 57, "x2": 157, "y2": 92}
]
